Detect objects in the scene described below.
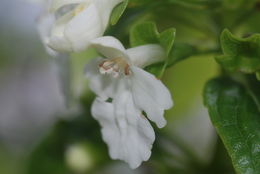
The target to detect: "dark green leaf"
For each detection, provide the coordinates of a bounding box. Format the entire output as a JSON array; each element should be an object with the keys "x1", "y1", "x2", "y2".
[
  {"x1": 216, "y1": 29, "x2": 260, "y2": 79},
  {"x1": 204, "y1": 78, "x2": 260, "y2": 174}
]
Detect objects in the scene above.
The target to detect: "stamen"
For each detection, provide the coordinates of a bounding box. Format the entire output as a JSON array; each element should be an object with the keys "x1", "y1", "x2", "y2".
[
  {"x1": 124, "y1": 64, "x2": 130, "y2": 75},
  {"x1": 99, "y1": 61, "x2": 105, "y2": 67},
  {"x1": 99, "y1": 58, "x2": 131, "y2": 77}
]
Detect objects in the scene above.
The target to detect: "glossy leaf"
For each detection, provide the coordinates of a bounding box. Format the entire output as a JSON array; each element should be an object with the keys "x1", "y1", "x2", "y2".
[
  {"x1": 204, "y1": 78, "x2": 260, "y2": 174},
  {"x1": 216, "y1": 29, "x2": 260, "y2": 79}
]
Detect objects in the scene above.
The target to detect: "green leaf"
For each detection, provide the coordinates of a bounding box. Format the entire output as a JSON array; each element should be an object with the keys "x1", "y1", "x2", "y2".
[
  {"x1": 110, "y1": 0, "x2": 129, "y2": 25},
  {"x1": 216, "y1": 29, "x2": 260, "y2": 79},
  {"x1": 256, "y1": 71, "x2": 260, "y2": 81},
  {"x1": 204, "y1": 78, "x2": 260, "y2": 174},
  {"x1": 130, "y1": 22, "x2": 160, "y2": 47},
  {"x1": 159, "y1": 28, "x2": 176, "y2": 55},
  {"x1": 130, "y1": 22, "x2": 176, "y2": 77}
]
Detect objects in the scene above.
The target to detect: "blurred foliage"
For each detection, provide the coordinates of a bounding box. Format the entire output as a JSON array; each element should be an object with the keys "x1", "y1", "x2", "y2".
[
  {"x1": 163, "y1": 55, "x2": 218, "y2": 117},
  {"x1": 26, "y1": 95, "x2": 111, "y2": 174},
  {"x1": 0, "y1": 145, "x2": 26, "y2": 174}
]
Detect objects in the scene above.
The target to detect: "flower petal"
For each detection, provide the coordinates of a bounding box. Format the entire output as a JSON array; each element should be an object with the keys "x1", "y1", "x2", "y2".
[
  {"x1": 112, "y1": 91, "x2": 155, "y2": 168},
  {"x1": 90, "y1": 36, "x2": 129, "y2": 59},
  {"x1": 48, "y1": 36, "x2": 73, "y2": 52},
  {"x1": 51, "y1": 9, "x2": 73, "y2": 37},
  {"x1": 91, "y1": 92, "x2": 155, "y2": 169},
  {"x1": 50, "y1": 0, "x2": 87, "y2": 12},
  {"x1": 126, "y1": 44, "x2": 166, "y2": 68},
  {"x1": 131, "y1": 66, "x2": 173, "y2": 128},
  {"x1": 37, "y1": 13, "x2": 58, "y2": 56},
  {"x1": 47, "y1": 10, "x2": 74, "y2": 51},
  {"x1": 64, "y1": 4, "x2": 103, "y2": 52}
]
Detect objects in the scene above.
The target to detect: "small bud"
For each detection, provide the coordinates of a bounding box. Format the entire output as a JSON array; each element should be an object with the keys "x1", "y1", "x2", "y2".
[{"x1": 65, "y1": 144, "x2": 94, "y2": 173}]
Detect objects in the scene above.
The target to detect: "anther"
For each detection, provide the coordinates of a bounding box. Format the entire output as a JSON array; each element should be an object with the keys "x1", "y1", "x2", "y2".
[
  {"x1": 98, "y1": 58, "x2": 131, "y2": 77},
  {"x1": 124, "y1": 64, "x2": 131, "y2": 76}
]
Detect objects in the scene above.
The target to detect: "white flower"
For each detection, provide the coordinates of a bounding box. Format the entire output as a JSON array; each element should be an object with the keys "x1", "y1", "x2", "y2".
[
  {"x1": 47, "y1": 0, "x2": 123, "y2": 52},
  {"x1": 85, "y1": 36, "x2": 173, "y2": 168},
  {"x1": 26, "y1": 0, "x2": 58, "y2": 56},
  {"x1": 37, "y1": 3, "x2": 58, "y2": 56}
]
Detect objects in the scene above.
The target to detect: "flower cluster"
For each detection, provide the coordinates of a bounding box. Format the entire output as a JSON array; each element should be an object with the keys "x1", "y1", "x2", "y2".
[{"x1": 36, "y1": 0, "x2": 173, "y2": 169}]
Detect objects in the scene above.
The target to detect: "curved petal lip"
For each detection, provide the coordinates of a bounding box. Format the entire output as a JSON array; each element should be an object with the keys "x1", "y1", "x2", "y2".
[
  {"x1": 91, "y1": 94, "x2": 155, "y2": 169},
  {"x1": 47, "y1": 36, "x2": 72, "y2": 52},
  {"x1": 90, "y1": 36, "x2": 129, "y2": 60},
  {"x1": 126, "y1": 44, "x2": 166, "y2": 68},
  {"x1": 130, "y1": 66, "x2": 173, "y2": 128}
]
